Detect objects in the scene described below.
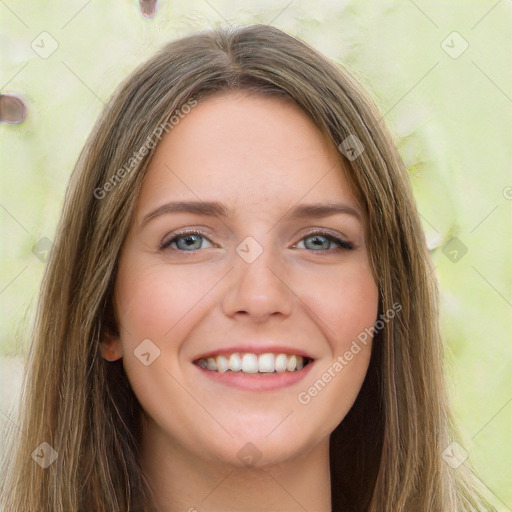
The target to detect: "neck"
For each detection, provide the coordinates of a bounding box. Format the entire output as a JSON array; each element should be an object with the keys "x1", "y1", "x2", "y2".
[{"x1": 139, "y1": 418, "x2": 332, "y2": 512}]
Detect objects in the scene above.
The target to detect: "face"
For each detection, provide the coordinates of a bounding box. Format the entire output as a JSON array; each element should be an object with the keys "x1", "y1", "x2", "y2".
[{"x1": 102, "y1": 91, "x2": 379, "y2": 468}]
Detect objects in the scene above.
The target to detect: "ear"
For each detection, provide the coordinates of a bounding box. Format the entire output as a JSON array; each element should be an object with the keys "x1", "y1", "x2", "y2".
[{"x1": 100, "y1": 331, "x2": 124, "y2": 362}]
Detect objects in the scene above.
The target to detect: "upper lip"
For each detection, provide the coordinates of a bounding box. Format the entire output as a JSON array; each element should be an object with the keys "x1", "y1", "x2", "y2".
[{"x1": 193, "y1": 343, "x2": 315, "y2": 362}]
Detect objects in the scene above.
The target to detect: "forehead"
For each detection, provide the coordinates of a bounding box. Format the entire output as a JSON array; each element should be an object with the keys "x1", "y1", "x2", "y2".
[{"x1": 136, "y1": 91, "x2": 358, "y2": 218}]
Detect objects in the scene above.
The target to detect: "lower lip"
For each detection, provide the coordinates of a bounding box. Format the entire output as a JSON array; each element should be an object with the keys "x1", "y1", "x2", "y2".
[{"x1": 193, "y1": 361, "x2": 315, "y2": 391}]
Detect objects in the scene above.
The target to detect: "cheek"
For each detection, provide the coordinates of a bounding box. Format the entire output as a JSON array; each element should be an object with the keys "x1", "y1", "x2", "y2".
[
  {"x1": 298, "y1": 258, "x2": 379, "y2": 353},
  {"x1": 333, "y1": 278, "x2": 378, "y2": 354},
  {"x1": 115, "y1": 261, "x2": 220, "y2": 341},
  {"x1": 293, "y1": 263, "x2": 378, "y2": 431}
]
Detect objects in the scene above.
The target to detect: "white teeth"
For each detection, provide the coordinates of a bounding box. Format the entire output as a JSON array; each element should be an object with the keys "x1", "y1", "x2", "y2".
[
  {"x1": 258, "y1": 353, "x2": 274, "y2": 372},
  {"x1": 274, "y1": 353, "x2": 287, "y2": 372},
  {"x1": 216, "y1": 355, "x2": 229, "y2": 373},
  {"x1": 229, "y1": 353, "x2": 242, "y2": 372},
  {"x1": 197, "y1": 352, "x2": 310, "y2": 373},
  {"x1": 241, "y1": 353, "x2": 259, "y2": 373},
  {"x1": 286, "y1": 354, "x2": 297, "y2": 372}
]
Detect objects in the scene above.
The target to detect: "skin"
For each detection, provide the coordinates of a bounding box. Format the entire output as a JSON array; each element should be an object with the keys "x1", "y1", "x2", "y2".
[{"x1": 101, "y1": 91, "x2": 379, "y2": 512}]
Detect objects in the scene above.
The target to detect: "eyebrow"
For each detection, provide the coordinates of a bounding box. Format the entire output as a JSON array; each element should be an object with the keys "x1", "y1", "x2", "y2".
[{"x1": 140, "y1": 200, "x2": 361, "y2": 227}]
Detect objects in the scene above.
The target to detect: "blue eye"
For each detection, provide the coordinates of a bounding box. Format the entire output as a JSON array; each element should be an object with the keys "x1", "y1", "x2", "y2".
[
  {"x1": 160, "y1": 230, "x2": 353, "y2": 252},
  {"x1": 160, "y1": 231, "x2": 214, "y2": 251},
  {"x1": 295, "y1": 232, "x2": 353, "y2": 252}
]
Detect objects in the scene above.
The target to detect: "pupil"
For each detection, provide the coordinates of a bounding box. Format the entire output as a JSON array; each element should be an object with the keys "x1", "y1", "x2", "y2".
[
  {"x1": 178, "y1": 234, "x2": 201, "y2": 250},
  {"x1": 310, "y1": 236, "x2": 327, "y2": 249}
]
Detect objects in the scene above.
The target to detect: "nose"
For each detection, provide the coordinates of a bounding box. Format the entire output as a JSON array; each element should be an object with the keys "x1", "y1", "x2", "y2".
[{"x1": 221, "y1": 244, "x2": 294, "y2": 322}]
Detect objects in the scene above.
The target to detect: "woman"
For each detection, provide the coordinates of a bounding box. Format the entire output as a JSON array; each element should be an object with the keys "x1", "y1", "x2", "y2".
[{"x1": 0, "y1": 24, "x2": 494, "y2": 512}]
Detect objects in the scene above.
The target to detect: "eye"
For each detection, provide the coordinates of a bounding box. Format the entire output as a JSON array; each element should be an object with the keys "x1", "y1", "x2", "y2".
[
  {"x1": 159, "y1": 229, "x2": 353, "y2": 253},
  {"x1": 294, "y1": 231, "x2": 353, "y2": 252},
  {"x1": 160, "y1": 230, "x2": 214, "y2": 251}
]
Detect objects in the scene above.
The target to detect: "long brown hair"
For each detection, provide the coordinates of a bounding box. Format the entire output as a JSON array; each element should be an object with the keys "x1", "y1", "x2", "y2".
[{"x1": 0, "y1": 24, "x2": 495, "y2": 511}]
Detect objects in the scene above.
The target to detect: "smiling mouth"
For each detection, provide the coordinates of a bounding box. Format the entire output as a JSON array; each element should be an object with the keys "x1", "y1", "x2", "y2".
[{"x1": 194, "y1": 352, "x2": 314, "y2": 374}]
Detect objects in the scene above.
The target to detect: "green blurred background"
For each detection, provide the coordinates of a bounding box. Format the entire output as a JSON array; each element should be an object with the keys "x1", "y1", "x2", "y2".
[{"x1": 1, "y1": 0, "x2": 511, "y2": 508}]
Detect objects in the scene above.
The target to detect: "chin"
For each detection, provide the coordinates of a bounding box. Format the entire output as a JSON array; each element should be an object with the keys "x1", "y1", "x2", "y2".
[{"x1": 201, "y1": 423, "x2": 323, "y2": 469}]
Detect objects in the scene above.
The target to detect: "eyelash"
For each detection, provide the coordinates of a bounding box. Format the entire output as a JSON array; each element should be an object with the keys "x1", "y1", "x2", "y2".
[{"x1": 159, "y1": 229, "x2": 354, "y2": 253}]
